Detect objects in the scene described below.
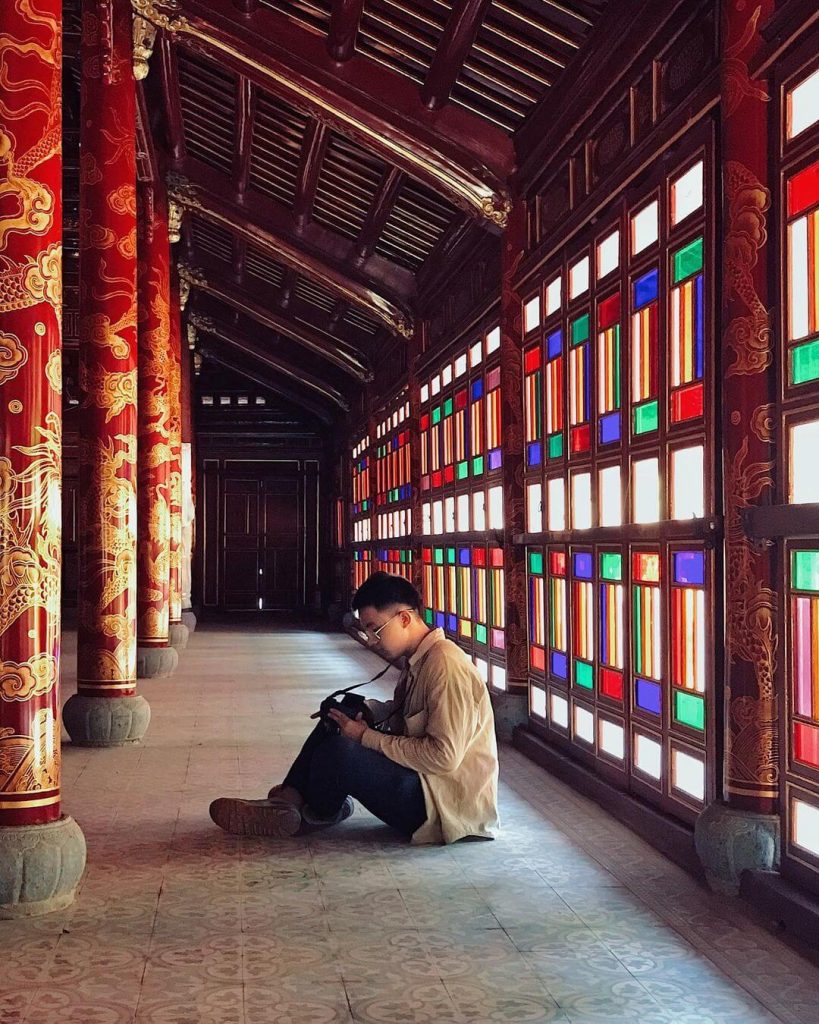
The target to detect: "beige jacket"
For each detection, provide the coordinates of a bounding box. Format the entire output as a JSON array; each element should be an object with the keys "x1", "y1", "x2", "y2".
[{"x1": 361, "y1": 628, "x2": 499, "y2": 845}]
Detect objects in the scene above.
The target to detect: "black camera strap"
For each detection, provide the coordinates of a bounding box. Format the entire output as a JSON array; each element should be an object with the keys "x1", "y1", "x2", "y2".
[{"x1": 309, "y1": 662, "x2": 395, "y2": 722}]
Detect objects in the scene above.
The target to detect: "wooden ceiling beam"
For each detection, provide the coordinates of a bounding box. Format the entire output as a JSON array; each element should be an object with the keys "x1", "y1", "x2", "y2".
[
  {"x1": 233, "y1": 76, "x2": 257, "y2": 198},
  {"x1": 132, "y1": 0, "x2": 513, "y2": 226},
  {"x1": 421, "y1": 0, "x2": 494, "y2": 111},
  {"x1": 169, "y1": 162, "x2": 415, "y2": 337},
  {"x1": 279, "y1": 269, "x2": 297, "y2": 310},
  {"x1": 294, "y1": 120, "x2": 330, "y2": 229},
  {"x1": 157, "y1": 32, "x2": 186, "y2": 161},
  {"x1": 232, "y1": 236, "x2": 247, "y2": 281},
  {"x1": 179, "y1": 256, "x2": 373, "y2": 382},
  {"x1": 327, "y1": 0, "x2": 365, "y2": 63},
  {"x1": 353, "y1": 166, "x2": 404, "y2": 265},
  {"x1": 191, "y1": 312, "x2": 350, "y2": 410}
]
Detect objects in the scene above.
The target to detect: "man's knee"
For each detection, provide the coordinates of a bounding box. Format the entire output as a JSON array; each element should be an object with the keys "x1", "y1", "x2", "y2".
[{"x1": 313, "y1": 732, "x2": 358, "y2": 770}]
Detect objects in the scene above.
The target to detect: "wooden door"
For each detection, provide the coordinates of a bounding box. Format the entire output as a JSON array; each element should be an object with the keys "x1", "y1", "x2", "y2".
[
  {"x1": 261, "y1": 475, "x2": 300, "y2": 610},
  {"x1": 221, "y1": 477, "x2": 261, "y2": 610}
]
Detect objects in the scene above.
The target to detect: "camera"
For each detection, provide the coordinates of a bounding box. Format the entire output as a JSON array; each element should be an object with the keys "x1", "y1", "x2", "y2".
[{"x1": 313, "y1": 692, "x2": 375, "y2": 734}]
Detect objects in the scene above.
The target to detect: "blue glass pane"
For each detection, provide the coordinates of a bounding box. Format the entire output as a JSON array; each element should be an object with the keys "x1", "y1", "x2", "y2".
[
  {"x1": 458, "y1": 548, "x2": 471, "y2": 566},
  {"x1": 573, "y1": 553, "x2": 593, "y2": 579},
  {"x1": 635, "y1": 678, "x2": 662, "y2": 714},
  {"x1": 599, "y1": 412, "x2": 621, "y2": 444},
  {"x1": 447, "y1": 614, "x2": 458, "y2": 632},
  {"x1": 471, "y1": 379, "x2": 484, "y2": 401},
  {"x1": 527, "y1": 441, "x2": 542, "y2": 466},
  {"x1": 633, "y1": 269, "x2": 659, "y2": 310},
  {"x1": 551, "y1": 651, "x2": 568, "y2": 679},
  {"x1": 435, "y1": 612, "x2": 445, "y2": 628},
  {"x1": 673, "y1": 551, "x2": 705, "y2": 585},
  {"x1": 488, "y1": 448, "x2": 502, "y2": 470},
  {"x1": 547, "y1": 329, "x2": 563, "y2": 359}
]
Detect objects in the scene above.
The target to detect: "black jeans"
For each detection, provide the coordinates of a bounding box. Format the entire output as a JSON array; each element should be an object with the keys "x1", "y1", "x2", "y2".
[{"x1": 283, "y1": 724, "x2": 427, "y2": 838}]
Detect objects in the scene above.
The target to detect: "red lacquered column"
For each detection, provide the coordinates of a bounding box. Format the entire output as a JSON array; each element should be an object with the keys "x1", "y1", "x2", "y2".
[
  {"x1": 63, "y1": 0, "x2": 150, "y2": 745},
  {"x1": 168, "y1": 267, "x2": 187, "y2": 649},
  {"x1": 0, "y1": 0, "x2": 85, "y2": 917},
  {"x1": 136, "y1": 183, "x2": 177, "y2": 678}
]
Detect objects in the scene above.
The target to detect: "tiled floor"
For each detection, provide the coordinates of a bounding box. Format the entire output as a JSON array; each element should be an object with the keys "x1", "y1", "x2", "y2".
[{"x1": 2, "y1": 622, "x2": 819, "y2": 1024}]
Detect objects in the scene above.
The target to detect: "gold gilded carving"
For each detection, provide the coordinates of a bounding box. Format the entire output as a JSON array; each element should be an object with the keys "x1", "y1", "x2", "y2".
[
  {"x1": 723, "y1": 5, "x2": 770, "y2": 117},
  {"x1": 0, "y1": 331, "x2": 28, "y2": 385},
  {"x1": 0, "y1": 654, "x2": 58, "y2": 702},
  {"x1": 186, "y1": 323, "x2": 196, "y2": 350},
  {"x1": 724, "y1": 161, "x2": 772, "y2": 376},
  {"x1": 724, "y1": 433, "x2": 778, "y2": 789},
  {"x1": 108, "y1": 183, "x2": 138, "y2": 218},
  {"x1": 45, "y1": 348, "x2": 61, "y2": 393},
  {"x1": 80, "y1": 364, "x2": 137, "y2": 421},
  {"x1": 0, "y1": 709, "x2": 59, "y2": 795},
  {"x1": 168, "y1": 200, "x2": 183, "y2": 244},
  {"x1": 133, "y1": 15, "x2": 158, "y2": 80},
  {"x1": 131, "y1": 0, "x2": 189, "y2": 33}
]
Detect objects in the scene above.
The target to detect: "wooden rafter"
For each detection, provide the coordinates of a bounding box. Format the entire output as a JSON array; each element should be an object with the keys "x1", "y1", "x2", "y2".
[
  {"x1": 294, "y1": 120, "x2": 330, "y2": 228},
  {"x1": 233, "y1": 76, "x2": 256, "y2": 198},
  {"x1": 353, "y1": 166, "x2": 404, "y2": 265},
  {"x1": 169, "y1": 162, "x2": 415, "y2": 337},
  {"x1": 157, "y1": 31, "x2": 186, "y2": 161},
  {"x1": 180, "y1": 256, "x2": 373, "y2": 382},
  {"x1": 328, "y1": 0, "x2": 366, "y2": 63},
  {"x1": 421, "y1": 0, "x2": 495, "y2": 111},
  {"x1": 232, "y1": 236, "x2": 247, "y2": 281},
  {"x1": 133, "y1": 0, "x2": 513, "y2": 226}
]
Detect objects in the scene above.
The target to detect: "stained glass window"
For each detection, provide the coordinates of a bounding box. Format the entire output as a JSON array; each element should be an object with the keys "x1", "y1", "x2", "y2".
[{"x1": 351, "y1": 434, "x2": 372, "y2": 589}]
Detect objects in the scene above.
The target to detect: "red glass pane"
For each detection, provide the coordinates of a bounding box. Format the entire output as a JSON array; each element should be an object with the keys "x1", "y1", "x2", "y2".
[
  {"x1": 598, "y1": 292, "x2": 621, "y2": 330},
  {"x1": 795, "y1": 721, "x2": 819, "y2": 769},
  {"x1": 486, "y1": 366, "x2": 502, "y2": 391},
  {"x1": 671, "y1": 381, "x2": 704, "y2": 422},
  {"x1": 490, "y1": 547, "x2": 504, "y2": 567},
  {"x1": 632, "y1": 552, "x2": 661, "y2": 583},
  {"x1": 571, "y1": 424, "x2": 591, "y2": 452},
  {"x1": 444, "y1": 465, "x2": 455, "y2": 483},
  {"x1": 473, "y1": 547, "x2": 486, "y2": 566},
  {"x1": 423, "y1": 548, "x2": 432, "y2": 562},
  {"x1": 524, "y1": 346, "x2": 541, "y2": 373},
  {"x1": 421, "y1": 475, "x2": 430, "y2": 490},
  {"x1": 550, "y1": 550, "x2": 566, "y2": 576},
  {"x1": 788, "y1": 158, "x2": 819, "y2": 217},
  {"x1": 531, "y1": 646, "x2": 546, "y2": 671},
  {"x1": 432, "y1": 470, "x2": 442, "y2": 488},
  {"x1": 600, "y1": 668, "x2": 624, "y2": 700},
  {"x1": 455, "y1": 389, "x2": 468, "y2": 410},
  {"x1": 420, "y1": 414, "x2": 429, "y2": 430}
]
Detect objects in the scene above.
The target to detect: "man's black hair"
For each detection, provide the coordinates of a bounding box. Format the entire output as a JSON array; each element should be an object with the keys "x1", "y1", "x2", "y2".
[{"x1": 352, "y1": 571, "x2": 423, "y2": 614}]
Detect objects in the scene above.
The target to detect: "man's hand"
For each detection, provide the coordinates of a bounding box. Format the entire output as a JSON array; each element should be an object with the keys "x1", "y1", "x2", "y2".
[{"x1": 327, "y1": 710, "x2": 369, "y2": 743}]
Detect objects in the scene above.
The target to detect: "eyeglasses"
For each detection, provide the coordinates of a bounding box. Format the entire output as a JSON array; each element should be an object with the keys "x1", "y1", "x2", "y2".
[{"x1": 356, "y1": 608, "x2": 412, "y2": 645}]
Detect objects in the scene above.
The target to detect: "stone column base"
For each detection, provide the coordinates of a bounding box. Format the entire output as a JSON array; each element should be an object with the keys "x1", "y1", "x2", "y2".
[
  {"x1": 137, "y1": 645, "x2": 179, "y2": 679},
  {"x1": 63, "y1": 693, "x2": 151, "y2": 746},
  {"x1": 169, "y1": 621, "x2": 189, "y2": 650},
  {"x1": 694, "y1": 801, "x2": 780, "y2": 895},
  {"x1": 181, "y1": 609, "x2": 197, "y2": 633},
  {"x1": 0, "y1": 816, "x2": 86, "y2": 918},
  {"x1": 491, "y1": 690, "x2": 529, "y2": 743}
]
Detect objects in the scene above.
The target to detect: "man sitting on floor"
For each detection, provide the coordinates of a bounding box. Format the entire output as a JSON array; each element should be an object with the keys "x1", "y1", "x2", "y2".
[{"x1": 209, "y1": 572, "x2": 499, "y2": 844}]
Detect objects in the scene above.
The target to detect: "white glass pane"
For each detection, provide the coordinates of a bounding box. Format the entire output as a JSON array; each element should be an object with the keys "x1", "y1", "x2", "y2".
[
  {"x1": 546, "y1": 276, "x2": 562, "y2": 316},
  {"x1": 793, "y1": 798, "x2": 819, "y2": 857},
  {"x1": 633, "y1": 457, "x2": 660, "y2": 524},
  {"x1": 445, "y1": 496, "x2": 456, "y2": 533},
  {"x1": 574, "y1": 705, "x2": 594, "y2": 744},
  {"x1": 672, "y1": 749, "x2": 705, "y2": 801},
  {"x1": 571, "y1": 472, "x2": 592, "y2": 530},
  {"x1": 431, "y1": 375, "x2": 441, "y2": 396},
  {"x1": 420, "y1": 384, "x2": 429, "y2": 403},
  {"x1": 472, "y1": 490, "x2": 486, "y2": 531},
  {"x1": 220, "y1": 396, "x2": 230, "y2": 405},
  {"x1": 531, "y1": 686, "x2": 547, "y2": 719},
  {"x1": 474, "y1": 657, "x2": 489, "y2": 685},
  {"x1": 527, "y1": 482, "x2": 543, "y2": 533},
  {"x1": 455, "y1": 354, "x2": 467, "y2": 377},
  {"x1": 442, "y1": 364, "x2": 453, "y2": 387},
  {"x1": 791, "y1": 420, "x2": 819, "y2": 503},
  {"x1": 492, "y1": 665, "x2": 506, "y2": 691},
  {"x1": 632, "y1": 200, "x2": 659, "y2": 254},
  {"x1": 570, "y1": 255, "x2": 590, "y2": 299},
  {"x1": 488, "y1": 485, "x2": 504, "y2": 529},
  {"x1": 457, "y1": 493, "x2": 470, "y2": 531},
  {"x1": 634, "y1": 733, "x2": 662, "y2": 779},
  {"x1": 671, "y1": 446, "x2": 704, "y2": 520},
  {"x1": 597, "y1": 230, "x2": 619, "y2": 278},
  {"x1": 671, "y1": 161, "x2": 704, "y2": 225},
  {"x1": 548, "y1": 477, "x2": 566, "y2": 532},
  {"x1": 432, "y1": 500, "x2": 443, "y2": 535},
  {"x1": 599, "y1": 466, "x2": 622, "y2": 527},
  {"x1": 524, "y1": 297, "x2": 540, "y2": 333},
  {"x1": 201, "y1": 395, "x2": 213, "y2": 405},
  {"x1": 789, "y1": 216, "x2": 810, "y2": 341},
  {"x1": 550, "y1": 692, "x2": 569, "y2": 729},
  {"x1": 486, "y1": 326, "x2": 501, "y2": 353},
  {"x1": 470, "y1": 341, "x2": 483, "y2": 367},
  {"x1": 789, "y1": 66, "x2": 819, "y2": 139},
  {"x1": 599, "y1": 720, "x2": 624, "y2": 760}
]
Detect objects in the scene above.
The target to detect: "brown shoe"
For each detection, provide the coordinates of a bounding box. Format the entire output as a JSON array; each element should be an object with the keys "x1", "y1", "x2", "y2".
[
  {"x1": 266, "y1": 783, "x2": 305, "y2": 810},
  {"x1": 209, "y1": 797, "x2": 301, "y2": 837}
]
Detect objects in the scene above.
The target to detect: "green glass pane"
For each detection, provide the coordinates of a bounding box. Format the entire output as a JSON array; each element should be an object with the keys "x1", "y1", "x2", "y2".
[
  {"x1": 457, "y1": 461, "x2": 469, "y2": 480},
  {"x1": 446, "y1": 547, "x2": 456, "y2": 564},
  {"x1": 432, "y1": 406, "x2": 442, "y2": 425},
  {"x1": 574, "y1": 660, "x2": 594, "y2": 689},
  {"x1": 424, "y1": 608, "x2": 433, "y2": 625},
  {"x1": 548, "y1": 433, "x2": 563, "y2": 458},
  {"x1": 791, "y1": 339, "x2": 819, "y2": 385},
  {"x1": 633, "y1": 587, "x2": 642, "y2": 672},
  {"x1": 600, "y1": 552, "x2": 622, "y2": 581},
  {"x1": 475, "y1": 624, "x2": 488, "y2": 644},
  {"x1": 571, "y1": 313, "x2": 590, "y2": 346},
  {"x1": 529, "y1": 552, "x2": 543, "y2": 575},
  {"x1": 674, "y1": 690, "x2": 705, "y2": 730},
  {"x1": 673, "y1": 237, "x2": 703, "y2": 283},
  {"x1": 400, "y1": 550, "x2": 407, "y2": 563},
  {"x1": 443, "y1": 398, "x2": 453, "y2": 417},
  {"x1": 633, "y1": 400, "x2": 659, "y2": 434},
  {"x1": 473, "y1": 455, "x2": 484, "y2": 476},
  {"x1": 793, "y1": 550, "x2": 819, "y2": 592},
  {"x1": 434, "y1": 548, "x2": 444, "y2": 565}
]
